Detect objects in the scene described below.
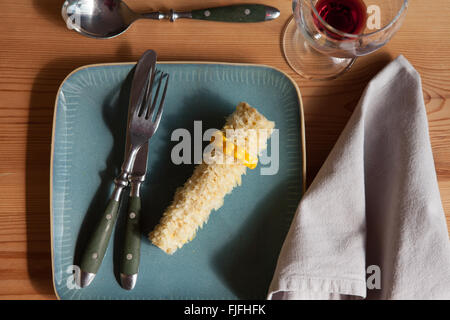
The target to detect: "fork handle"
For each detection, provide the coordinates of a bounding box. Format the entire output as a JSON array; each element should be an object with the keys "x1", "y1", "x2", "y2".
[
  {"x1": 79, "y1": 196, "x2": 122, "y2": 275},
  {"x1": 79, "y1": 171, "x2": 129, "y2": 274}
]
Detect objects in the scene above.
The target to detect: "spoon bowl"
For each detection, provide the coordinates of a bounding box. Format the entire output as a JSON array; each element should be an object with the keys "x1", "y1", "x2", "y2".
[{"x1": 62, "y1": 0, "x2": 139, "y2": 39}]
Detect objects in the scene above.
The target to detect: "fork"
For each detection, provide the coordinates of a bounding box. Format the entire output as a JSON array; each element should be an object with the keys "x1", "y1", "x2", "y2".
[
  {"x1": 78, "y1": 70, "x2": 169, "y2": 288},
  {"x1": 115, "y1": 70, "x2": 169, "y2": 197}
]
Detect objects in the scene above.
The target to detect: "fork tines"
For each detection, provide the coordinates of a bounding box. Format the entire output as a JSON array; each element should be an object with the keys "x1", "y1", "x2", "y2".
[{"x1": 136, "y1": 70, "x2": 170, "y2": 126}]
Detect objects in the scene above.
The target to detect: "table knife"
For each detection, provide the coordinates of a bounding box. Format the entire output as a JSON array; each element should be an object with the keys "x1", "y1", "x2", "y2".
[
  {"x1": 119, "y1": 88, "x2": 152, "y2": 290},
  {"x1": 78, "y1": 50, "x2": 157, "y2": 288}
]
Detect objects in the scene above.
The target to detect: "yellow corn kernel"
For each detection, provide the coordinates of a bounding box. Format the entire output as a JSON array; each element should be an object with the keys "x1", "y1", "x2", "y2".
[{"x1": 211, "y1": 131, "x2": 258, "y2": 169}]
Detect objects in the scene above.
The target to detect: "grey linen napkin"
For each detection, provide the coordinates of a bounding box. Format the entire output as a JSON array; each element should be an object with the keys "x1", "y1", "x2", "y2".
[{"x1": 267, "y1": 56, "x2": 450, "y2": 300}]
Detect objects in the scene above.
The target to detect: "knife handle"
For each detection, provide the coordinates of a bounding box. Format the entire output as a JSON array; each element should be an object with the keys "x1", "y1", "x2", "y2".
[
  {"x1": 191, "y1": 5, "x2": 278, "y2": 23},
  {"x1": 79, "y1": 197, "x2": 121, "y2": 275},
  {"x1": 120, "y1": 195, "x2": 142, "y2": 277}
]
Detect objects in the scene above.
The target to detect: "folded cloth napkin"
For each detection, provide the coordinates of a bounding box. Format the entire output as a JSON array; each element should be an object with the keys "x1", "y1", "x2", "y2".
[{"x1": 267, "y1": 56, "x2": 450, "y2": 300}]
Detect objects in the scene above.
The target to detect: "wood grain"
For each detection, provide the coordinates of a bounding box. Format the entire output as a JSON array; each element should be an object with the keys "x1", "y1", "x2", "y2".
[{"x1": 0, "y1": 0, "x2": 449, "y2": 299}]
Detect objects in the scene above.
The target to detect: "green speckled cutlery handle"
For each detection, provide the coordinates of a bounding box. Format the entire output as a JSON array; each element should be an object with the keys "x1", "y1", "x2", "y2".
[
  {"x1": 80, "y1": 199, "x2": 121, "y2": 274},
  {"x1": 120, "y1": 196, "x2": 141, "y2": 276},
  {"x1": 191, "y1": 5, "x2": 274, "y2": 23}
]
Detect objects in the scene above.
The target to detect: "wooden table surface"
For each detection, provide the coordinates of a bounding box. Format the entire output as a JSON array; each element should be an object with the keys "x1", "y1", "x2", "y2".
[{"x1": 0, "y1": 0, "x2": 449, "y2": 300}]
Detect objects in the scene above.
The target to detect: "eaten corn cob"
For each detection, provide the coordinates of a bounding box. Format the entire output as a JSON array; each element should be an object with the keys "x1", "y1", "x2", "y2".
[{"x1": 149, "y1": 102, "x2": 275, "y2": 254}]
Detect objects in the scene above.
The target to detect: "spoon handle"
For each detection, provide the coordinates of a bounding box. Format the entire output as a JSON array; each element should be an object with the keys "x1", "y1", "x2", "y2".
[
  {"x1": 141, "y1": 5, "x2": 280, "y2": 22},
  {"x1": 190, "y1": 4, "x2": 280, "y2": 22},
  {"x1": 141, "y1": 12, "x2": 168, "y2": 20}
]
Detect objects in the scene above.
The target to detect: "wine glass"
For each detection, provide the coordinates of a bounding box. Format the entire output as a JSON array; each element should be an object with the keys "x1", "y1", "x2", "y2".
[{"x1": 283, "y1": 0, "x2": 408, "y2": 80}]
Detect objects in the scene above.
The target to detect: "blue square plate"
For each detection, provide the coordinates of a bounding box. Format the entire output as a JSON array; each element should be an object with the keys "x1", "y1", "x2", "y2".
[{"x1": 51, "y1": 62, "x2": 305, "y2": 300}]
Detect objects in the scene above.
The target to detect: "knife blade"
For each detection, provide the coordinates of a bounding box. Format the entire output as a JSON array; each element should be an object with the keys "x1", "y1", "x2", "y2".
[{"x1": 78, "y1": 50, "x2": 157, "y2": 288}]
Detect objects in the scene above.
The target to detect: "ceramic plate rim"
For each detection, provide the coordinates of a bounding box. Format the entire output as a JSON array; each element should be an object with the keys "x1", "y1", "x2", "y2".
[{"x1": 50, "y1": 61, "x2": 306, "y2": 300}]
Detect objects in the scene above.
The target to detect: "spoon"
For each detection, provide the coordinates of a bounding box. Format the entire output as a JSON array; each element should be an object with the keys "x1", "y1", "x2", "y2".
[{"x1": 62, "y1": 0, "x2": 280, "y2": 39}]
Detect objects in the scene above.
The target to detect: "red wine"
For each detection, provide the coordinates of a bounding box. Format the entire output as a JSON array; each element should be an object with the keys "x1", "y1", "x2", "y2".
[{"x1": 314, "y1": 0, "x2": 367, "y2": 37}]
